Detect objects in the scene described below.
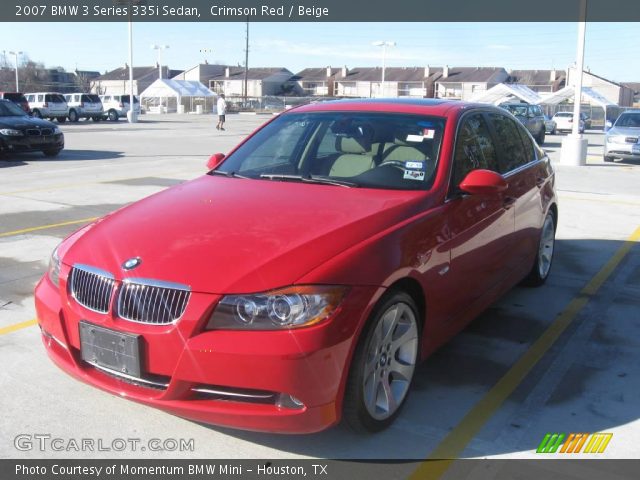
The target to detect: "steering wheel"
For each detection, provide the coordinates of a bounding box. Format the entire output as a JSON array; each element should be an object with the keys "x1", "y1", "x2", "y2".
[{"x1": 379, "y1": 160, "x2": 407, "y2": 170}]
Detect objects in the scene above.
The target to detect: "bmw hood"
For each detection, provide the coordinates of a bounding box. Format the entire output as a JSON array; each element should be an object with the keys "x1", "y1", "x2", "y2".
[
  {"x1": 607, "y1": 126, "x2": 640, "y2": 137},
  {"x1": 0, "y1": 115, "x2": 57, "y2": 129},
  {"x1": 62, "y1": 175, "x2": 425, "y2": 293}
]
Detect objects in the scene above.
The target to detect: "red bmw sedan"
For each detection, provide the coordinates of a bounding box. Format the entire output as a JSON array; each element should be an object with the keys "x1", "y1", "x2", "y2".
[{"x1": 35, "y1": 99, "x2": 557, "y2": 433}]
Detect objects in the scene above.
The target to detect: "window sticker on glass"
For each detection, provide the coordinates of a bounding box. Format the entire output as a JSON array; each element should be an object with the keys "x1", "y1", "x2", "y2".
[
  {"x1": 406, "y1": 161, "x2": 425, "y2": 169},
  {"x1": 423, "y1": 129, "x2": 435, "y2": 139},
  {"x1": 406, "y1": 134, "x2": 424, "y2": 142},
  {"x1": 403, "y1": 169, "x2": 425, "y2": 181}
]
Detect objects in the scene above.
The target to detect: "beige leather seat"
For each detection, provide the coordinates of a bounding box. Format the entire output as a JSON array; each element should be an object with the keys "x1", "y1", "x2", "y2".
[{"x1": 329, "y1": 135, "x2": 375, "y2": 177}]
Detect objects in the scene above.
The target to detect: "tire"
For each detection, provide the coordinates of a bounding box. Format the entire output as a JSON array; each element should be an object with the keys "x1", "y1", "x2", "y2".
[
  {"x1": 32, "y1": 110, "x2": 42, "y2": 119},
  {"x1": 604, "y1": 155, "x2": 615, "y2": 163},
  {"x1": 68, "y1": 109, "x2": 79, "y2": 122},
  {"x1": 523, "y1": 210, "x2": 556, "y2": 287},
  {"x1": 92, "y1": 116, "x2": 101, "y2": 122},
  {"x1": 108, "y1": 110, "x2": 119, "y2": 122},
  {"x1": 551, "y1": 127, "x2": 556, "y2": 135},
  {"x1": 42, "y1": 148, "x2": 62, "y2": 157},
  {"x1": 343, "y1": 291, "x2": 420, "y2": 433},
  {"x1": 57, "y1": 117, "x2": 66, "y2": 123},
  {"x1": 536, "y1": 129, "x2": 545, "y2": 145}
]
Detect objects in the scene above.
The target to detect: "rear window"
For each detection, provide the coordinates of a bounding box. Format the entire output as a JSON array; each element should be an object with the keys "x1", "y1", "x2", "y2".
[
  {"x1": 82, "y1": 94, "x2": 101, "y2": 103},
  {"x1": 45, "y1": 94, "x2": 66, "y2": 103},
  {"x1": 118, "y1": 95, "x2": 139, "y2": 103},
  {"x1": 2, "y1": 93, "x2": 27, "y2": 102}
]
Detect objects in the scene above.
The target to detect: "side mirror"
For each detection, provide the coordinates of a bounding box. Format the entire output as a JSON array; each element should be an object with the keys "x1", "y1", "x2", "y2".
[
  {"x1": 459, "y1": 169, "x2": 508, "y2": 195},
  {"x1": 604, "y1": 120, "x2": 613, "y2": 131},
  {"x1": 206, "y1": 153, "x2": 225, "y2": 170}
]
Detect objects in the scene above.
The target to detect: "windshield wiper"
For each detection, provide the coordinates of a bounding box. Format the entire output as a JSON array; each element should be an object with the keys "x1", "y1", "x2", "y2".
[
  {"x1": 209, "y1": 170, "x2": 249, "y2": 179},
  {"x1": 259, "y1": 174, "x2": 358, "y2": 188}
]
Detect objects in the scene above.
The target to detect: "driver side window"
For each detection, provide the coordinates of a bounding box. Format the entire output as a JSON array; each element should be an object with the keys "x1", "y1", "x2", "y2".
[{"x1": 451, "y1": 113, "x2": 499, "y2": 192}]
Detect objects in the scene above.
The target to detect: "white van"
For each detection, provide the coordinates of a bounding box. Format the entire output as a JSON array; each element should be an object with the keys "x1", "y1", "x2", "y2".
[{"x1": 24, "y1": 92, "x2": 69, "y2": 122}]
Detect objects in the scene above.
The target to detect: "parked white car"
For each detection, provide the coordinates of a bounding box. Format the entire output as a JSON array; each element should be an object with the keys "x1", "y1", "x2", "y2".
[
  {"x1": 64, "y1": 93, "x2": 104, "y2": 122},
  {"x1": 604, "y1": 110, "x2": 640, "y2": 162},
  {"x1": 552, "y1": 112, "x2": 584, "y2": 134},
  {"x1": 99, "y1": 95, "x2": 141, "y2": 121},
  {"x1": 24, "y1": 92, "x2": 68, "y2": 122}
]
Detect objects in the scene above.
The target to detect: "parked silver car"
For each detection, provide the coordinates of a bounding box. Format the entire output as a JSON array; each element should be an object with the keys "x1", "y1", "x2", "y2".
[
  {"x1": 64, "y1": 93, "x2": 104, "y2": 122},
  {"x1": 544, "y1": 115, "x2": 557, "y2": 135},
  {"x1": 604, "y1": 110, "x2": 640, "y2": 162},
  {"x1": 501, "y1": 103, "x2": 546, "y2": 144}
]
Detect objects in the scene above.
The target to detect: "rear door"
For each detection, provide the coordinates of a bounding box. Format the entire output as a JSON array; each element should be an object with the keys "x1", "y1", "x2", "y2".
[
  {"x1": 443, "y1": 111, "x2": 516, "y2": 323},
  {"x1": 487, "y1": 111, "x2": 545, "y2": 274}
]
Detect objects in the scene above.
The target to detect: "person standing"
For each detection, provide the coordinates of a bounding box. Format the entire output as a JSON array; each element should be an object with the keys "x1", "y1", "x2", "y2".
[{"x1": 216, "y1": 94, "x2": 227, "y2": 131}]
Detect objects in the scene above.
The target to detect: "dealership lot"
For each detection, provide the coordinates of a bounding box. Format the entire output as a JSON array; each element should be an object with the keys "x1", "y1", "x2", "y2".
[{"x1": 1, "y1": 115, "x2": 639, "y2": 463}]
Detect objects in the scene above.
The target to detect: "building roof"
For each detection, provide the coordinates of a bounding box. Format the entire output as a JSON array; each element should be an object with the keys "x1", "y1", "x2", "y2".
[
  {"x1": 292, "y1": 67, "x2": 341, "y2": 82},
  {"x1": 209, "y1": 67, "x2": 293, "y2": 81},
  {"x1": 622, "y1": 82, "x2": 640, "y2": 94},
  {"x1": 336, "y1": 67, "x2": 441, "y2": 82},
  {"x1": 95, "y1": 66, "x2": 183, "y2": 82},
  {"x1": 436, "y1": 67, "x2": 507, "y2": 83},
  {"x1": 508, "y1": 69, "x2": 565, "y2": 85}
]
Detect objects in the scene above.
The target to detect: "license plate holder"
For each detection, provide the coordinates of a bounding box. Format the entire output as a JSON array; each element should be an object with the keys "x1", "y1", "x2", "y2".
[{"x1": 79, "y1": 321, "x2": 141, "y2": 377}]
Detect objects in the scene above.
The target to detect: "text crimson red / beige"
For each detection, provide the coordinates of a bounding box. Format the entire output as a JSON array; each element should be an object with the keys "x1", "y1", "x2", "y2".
[{"x1": 210, "y1": 5, "x2": 329, "y2": 18}]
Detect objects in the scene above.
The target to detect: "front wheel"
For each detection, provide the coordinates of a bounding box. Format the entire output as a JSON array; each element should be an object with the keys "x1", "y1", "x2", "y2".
[
  {"x1": 604, "y1": 155, "x2": 615, "y2": 163},
  {"x1": 523, "y1": 210, "x2": 556, "y2": 287},
  {"x1": 108, "y1": 110, "x2": 119, "y2": 122},
  {"x1": 343, "y1": 291, "x2": 420, "y2": 432},
  {"x1": 68, "y1": 109, "x2": 79, "y2": 122},
  {"x1": 57, "y1": 117, "x2": 66, "y2": 123}
]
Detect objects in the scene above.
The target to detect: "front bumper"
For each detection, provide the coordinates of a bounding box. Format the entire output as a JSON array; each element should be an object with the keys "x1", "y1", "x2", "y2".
[
  {"x1": 605, "y1": 140, "x2": 640, "y2": 160},
  {"x1": 35, "y1": 272, "x2": 377, "y2": 433},
  {"x1": 0, "y1": 133, "x2": 64, "y2": 153}
]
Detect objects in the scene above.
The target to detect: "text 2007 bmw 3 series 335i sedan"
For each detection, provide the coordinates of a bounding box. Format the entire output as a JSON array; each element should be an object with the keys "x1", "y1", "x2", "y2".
[{"x1": 35, "y1": 99, "x2": 557, "y2": 433}]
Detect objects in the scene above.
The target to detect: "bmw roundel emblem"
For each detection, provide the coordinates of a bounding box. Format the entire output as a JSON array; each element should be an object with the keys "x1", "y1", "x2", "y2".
[{"x1": 122, "y1": 257, "x2": 141, "y2": 271}]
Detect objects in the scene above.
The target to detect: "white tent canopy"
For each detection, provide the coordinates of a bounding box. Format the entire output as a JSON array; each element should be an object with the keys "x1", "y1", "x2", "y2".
[
  {"x1": 538, "y1": 86, "x2": 616, "y2": 108},
  {"x1": 470, "y1": 83, "x2": 542, "y2": 105},
  {"x1": 139, "y1": 79, "x2": 216, "y2": 113},
  {"x1": 140, "y1": 79, "x2": 215, "y2": 99}
]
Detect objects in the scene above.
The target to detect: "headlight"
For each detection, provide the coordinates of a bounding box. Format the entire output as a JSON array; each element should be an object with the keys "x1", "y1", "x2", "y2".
[
  {"x1": 48, "y1": 246, "x2": 61, "y2": 286},
  {"x1": 206, "y1": 286, "x2": 348, "y2": 330},
  {"x1": 0, "y1": 128, "x2": 23, "y2": 136},
  {"x1": 53, "y1": 127, "x2": 61, "y2": 134}
]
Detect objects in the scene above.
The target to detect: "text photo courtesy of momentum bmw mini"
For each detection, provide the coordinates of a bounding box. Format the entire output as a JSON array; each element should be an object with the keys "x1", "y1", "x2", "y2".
[{"x1": 35, "y1": 98, "x2": 557, "y2": 433}]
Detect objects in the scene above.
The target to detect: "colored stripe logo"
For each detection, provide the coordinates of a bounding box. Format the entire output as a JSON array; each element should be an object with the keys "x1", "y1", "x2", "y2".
[{"x1": 536, "y1": 433, "x2": 613, "y2": 454}]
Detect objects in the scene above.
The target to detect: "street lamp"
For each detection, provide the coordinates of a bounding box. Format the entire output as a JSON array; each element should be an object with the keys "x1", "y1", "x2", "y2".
[
  {"x1": 372, "y1": 41, "x2": 395, "y2": 98},
  {"x1": 151, "y1": 44, "x2": 169, "y2": 79},
  {"x1": 8, "y1": 51, "x2": 23, "y2": 91}
]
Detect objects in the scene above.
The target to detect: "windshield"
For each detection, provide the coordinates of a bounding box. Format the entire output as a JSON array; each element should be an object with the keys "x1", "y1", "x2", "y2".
[
  {"x1": 503, "y1": 105, "x2": 528, "y2": 117},
  {"x1": 217, "y1": 112, "x2": 445, "y2": 190},
  {"x1": 614, "y1": 113, "x2": 640, "y2": 128},
  {"x1": 0, "y1": 101, "x2": 27, "y2": 117}
]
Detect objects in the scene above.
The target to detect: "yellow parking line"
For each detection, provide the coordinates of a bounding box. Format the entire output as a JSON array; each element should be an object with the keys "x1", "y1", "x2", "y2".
[
  {"x1": 0, "y1": 217, "x2": 97, "y2": 238},
  {"x1": 0, "y1": 319, "x2": 38, "y2": 336},
  {"x1": 411, "y1": 225, "x2": 640, "y2": 480}
]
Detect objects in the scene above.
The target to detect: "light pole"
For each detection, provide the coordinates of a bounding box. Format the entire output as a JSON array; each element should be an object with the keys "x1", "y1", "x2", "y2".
[
  {"x1": 8, "y1": 51, "x2": 23, "y2": 91},
  {"x1": 151, "y1": 44, "x2": 169, "y2": 79},
  {"x1": 560, "y1": 0, "x2": 588, "y2": 166},
  {"x1": 372, "y1": 41, "x2": 395, "y2": 98}
]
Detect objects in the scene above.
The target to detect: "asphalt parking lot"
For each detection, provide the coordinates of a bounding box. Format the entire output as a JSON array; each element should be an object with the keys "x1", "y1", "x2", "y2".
[{"x1": 1, "y1": 114, "x2": 639, "y2": 467}]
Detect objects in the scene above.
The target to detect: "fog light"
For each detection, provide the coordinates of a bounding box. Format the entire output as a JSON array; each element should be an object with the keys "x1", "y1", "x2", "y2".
[{"x1": 276, "y1": 393, "x2": 305, "y2": 410}]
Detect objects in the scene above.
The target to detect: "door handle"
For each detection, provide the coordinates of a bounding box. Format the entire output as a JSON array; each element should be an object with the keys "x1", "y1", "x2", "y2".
[{"x1": 503, "y1": 196, "x2": 516, "y2": 209}]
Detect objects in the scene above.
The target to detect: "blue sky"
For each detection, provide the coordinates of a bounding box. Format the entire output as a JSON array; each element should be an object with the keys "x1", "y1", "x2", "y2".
[{"x1": 1, "y1": 22, "x2": 638, "y2": 82}]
